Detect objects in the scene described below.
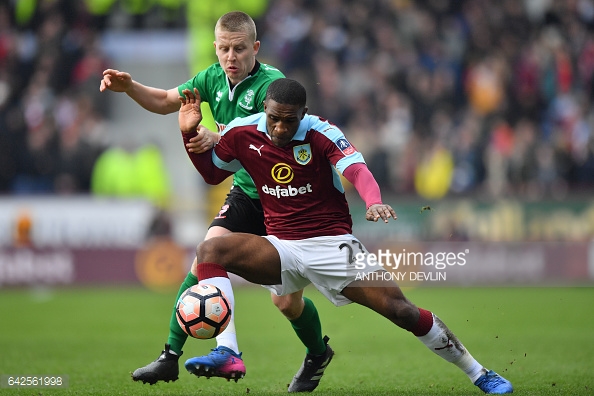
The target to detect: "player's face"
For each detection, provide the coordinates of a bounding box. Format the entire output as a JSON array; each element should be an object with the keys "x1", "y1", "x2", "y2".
[
  {"x1": 264, "y1": 100, "x2": 308, "y2": 147},
  {"x1": 214, "y1": 29, "x2": 260, "y2": 86}
]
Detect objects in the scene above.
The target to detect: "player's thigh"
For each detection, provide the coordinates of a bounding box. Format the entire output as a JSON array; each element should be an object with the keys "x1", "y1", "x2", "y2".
[{"x1": 198, "y1": 233, "x2": 281, "y2": 285}]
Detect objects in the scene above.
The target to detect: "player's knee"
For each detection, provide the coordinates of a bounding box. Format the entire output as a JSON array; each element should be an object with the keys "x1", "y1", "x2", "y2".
[
  {"x1": 196, "y1": 239, "x2": 224, "y2": 264},
  {"x1": 271, "y1": 294, "x2": 303, "y2": 320}
]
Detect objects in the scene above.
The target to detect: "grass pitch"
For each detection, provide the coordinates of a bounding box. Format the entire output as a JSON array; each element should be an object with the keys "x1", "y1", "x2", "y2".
[{"x1": 0, "y1": 285, "x2": 592, "y2": 395}]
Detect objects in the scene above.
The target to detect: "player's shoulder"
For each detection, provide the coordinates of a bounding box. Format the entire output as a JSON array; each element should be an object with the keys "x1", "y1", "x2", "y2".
[
  {"x1": 306, "y1": 115, "x2": 344, "y2": 139},
  {"x1": 203, "y1": 62, "x2": 224, "y2": 73},
  {"x1": 199, "y1": 63, "x2": 226, "y2": 78},
  {"x1": 180, "y1": 63, "x2": 225, "y2": 92},
  {"x1": 223, "y1": 113, "x2": 264, "y2": 135},
  {"x1": 256, "y1": 62, "x2": 285, "y2": 80},
  {"x1": 306, "y1": 115, "x2": 361, "y2": 160},
  {"x1": 187, "y1": 63, "x2": 226, "y2": 84}
]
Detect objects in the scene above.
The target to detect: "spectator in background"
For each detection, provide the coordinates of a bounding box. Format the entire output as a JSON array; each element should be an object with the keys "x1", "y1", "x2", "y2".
[
  {"x1": 0, "y1": 2, "x2": 110, "y2": 194},
  {"x1": 0, "y1": 0, "x2": 186, "y2": 195}
]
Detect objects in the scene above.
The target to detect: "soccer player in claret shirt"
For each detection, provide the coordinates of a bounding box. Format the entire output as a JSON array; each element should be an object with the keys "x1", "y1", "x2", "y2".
[
  {"x1": 100, "y1": 12, "x2": 331, "y2": 390},
  {"x1": 177, "y1": 78, "x2": 514, "y2": 394}
]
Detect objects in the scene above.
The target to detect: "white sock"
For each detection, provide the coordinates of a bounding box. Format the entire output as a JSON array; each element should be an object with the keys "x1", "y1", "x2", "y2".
[
  {"x1": 199, "y1": 276, "x2": 239, "y2": 354},
  {"x1": 417, "y1": 314, "x2": 485, "y2": 383}
]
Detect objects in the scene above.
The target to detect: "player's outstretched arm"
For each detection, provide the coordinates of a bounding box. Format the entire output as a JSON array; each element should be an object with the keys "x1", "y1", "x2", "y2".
[
  {"x1": 99, "y1": 68, "x2": 180, "y2": 115},
  {"x1": 99, "y1": 69, "x2": 132, "y2": 93},
  {"x1": 342, "y1": 163, "x2": 397, "y2": 223},
  {"x1": 179, "y1": 88, "x2": 232, "y2": 185}
]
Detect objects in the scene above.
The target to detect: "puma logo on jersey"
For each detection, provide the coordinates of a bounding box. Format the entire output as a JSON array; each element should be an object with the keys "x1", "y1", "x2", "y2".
[{"x1": 249, "y1": 144, "x2": 264, "y2": 156}]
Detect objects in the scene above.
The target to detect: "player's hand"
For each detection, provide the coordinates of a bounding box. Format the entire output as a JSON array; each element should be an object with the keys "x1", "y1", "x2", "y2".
[
  {"x1": 179, "y1": 88, "x2": 203, "y2": 134},
  {"x1": 186, "y1": 125, "x2": 220, "y2": 153},
  {"x1": 366, "y1": 204, "x2": 397, "y2": 223},
  {"x1": 99, "y1": 69, "x2": 132, "y2": 92}
]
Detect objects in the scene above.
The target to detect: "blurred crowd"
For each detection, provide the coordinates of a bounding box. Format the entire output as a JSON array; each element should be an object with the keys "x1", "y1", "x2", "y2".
[
  {"x1": 2, "y1": 0, "x2": 594, "y2": 202},
  {"x1": 0, "y1": 0, "x2": 184, "y2": 198},
  {"x1": 1, "y1": 1, "x2": 106, "y2": 194},
  {"x1": 260, "y1": 0, "x2": 594, "y2": 200}
]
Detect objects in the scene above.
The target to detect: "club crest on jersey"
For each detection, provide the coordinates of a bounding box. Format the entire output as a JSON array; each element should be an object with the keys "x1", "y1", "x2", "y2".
[
  {"x1": 239, "y1": 89, "x2": 255, "y2": 110},
  {"x1": 336, "y1": 138, "x2": 356, "y2": 156},
  {"x1": 293, "y1": 144, "x2": 312, "y2": 165}
]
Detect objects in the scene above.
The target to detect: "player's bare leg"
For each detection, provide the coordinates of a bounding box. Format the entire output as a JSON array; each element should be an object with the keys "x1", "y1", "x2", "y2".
[
  {"x1": 272, "y1": 291, "x2": 334, "y2": 392},
  {"x1": 194, "y1": 234, "x2": 336, "y2": 391},
  {"x1": 185, "y1": 233, "x2": 280, "y2": 381},
  {"x1": 341, "y1": 279, "x2": 513, "y2": 394}
]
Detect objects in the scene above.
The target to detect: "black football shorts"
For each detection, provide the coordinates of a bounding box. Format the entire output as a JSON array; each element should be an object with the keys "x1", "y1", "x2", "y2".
[{"x1": 209, "y1": 186, "x2": 267, "y2": 236}]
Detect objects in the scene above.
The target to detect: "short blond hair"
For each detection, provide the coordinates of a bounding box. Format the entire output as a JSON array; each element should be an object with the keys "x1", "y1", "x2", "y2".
[{"x1": 215, "y1": 11, "x2": 257, "y2": 42}]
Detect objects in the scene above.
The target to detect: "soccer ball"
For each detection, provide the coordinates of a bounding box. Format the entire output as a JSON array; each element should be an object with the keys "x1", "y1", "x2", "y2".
[{"x1": 176, "y1": 284, "x2": 231, "y2": 339}]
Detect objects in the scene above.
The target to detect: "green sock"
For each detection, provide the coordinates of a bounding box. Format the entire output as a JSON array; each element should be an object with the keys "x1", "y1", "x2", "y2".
[
  {"x1": 167, "y1": 272, "x2": 197, "y2": 354},
  {"x1": 290, "y1": 297, "x2": 325, "y2": 355}
]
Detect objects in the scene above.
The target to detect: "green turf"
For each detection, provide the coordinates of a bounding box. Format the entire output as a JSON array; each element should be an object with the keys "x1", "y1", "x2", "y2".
[{"x1": 0, "y1": 285, "x2": 592, "y2": 395}]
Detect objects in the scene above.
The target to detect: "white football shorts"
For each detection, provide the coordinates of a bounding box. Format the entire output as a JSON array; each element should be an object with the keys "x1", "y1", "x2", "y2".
[{"x1": 262, "y1": 234, "x2": 386, "y2": 306}]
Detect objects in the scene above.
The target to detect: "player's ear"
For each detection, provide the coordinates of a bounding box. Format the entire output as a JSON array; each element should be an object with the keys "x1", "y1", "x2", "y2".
[
  {"x1": 253, "y1": 40, "x2": 261, "y2": 53},
  {"x1": 300, "y1": 106, "x2": 308, "y2": 119},
  {"x1": 213, "y1": 40, "x2": 217, "y2": 49}
]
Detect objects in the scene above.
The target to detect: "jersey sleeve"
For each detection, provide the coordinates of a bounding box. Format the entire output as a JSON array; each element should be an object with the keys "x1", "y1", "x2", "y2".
[
  {"x1": 342, "y1": 163, "x2": 383, "y2": 209},
  {"x1": 177, "y1": 70, "x2": 209, "y2": 104},
  {"x1": 212, "y1": 124, "x2": 243, "y2": 172},
  {"x1": 183, "y1": 110, "x2": 257, "y2": 184},
  {"x1": 182, "y1": 134, "x2": 232, "y2": 185},
  {"x1": 310, "y1": 117, "x2": 366, "y2": 172}
]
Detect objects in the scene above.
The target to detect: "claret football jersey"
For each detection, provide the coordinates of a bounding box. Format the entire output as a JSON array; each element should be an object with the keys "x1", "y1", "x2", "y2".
[
  {"x1": 211, "y1": 113, "x2": 366, "y2": 239},
  {"x1": 178, "y1": 61, "x2": 284, "y2": 199}
]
